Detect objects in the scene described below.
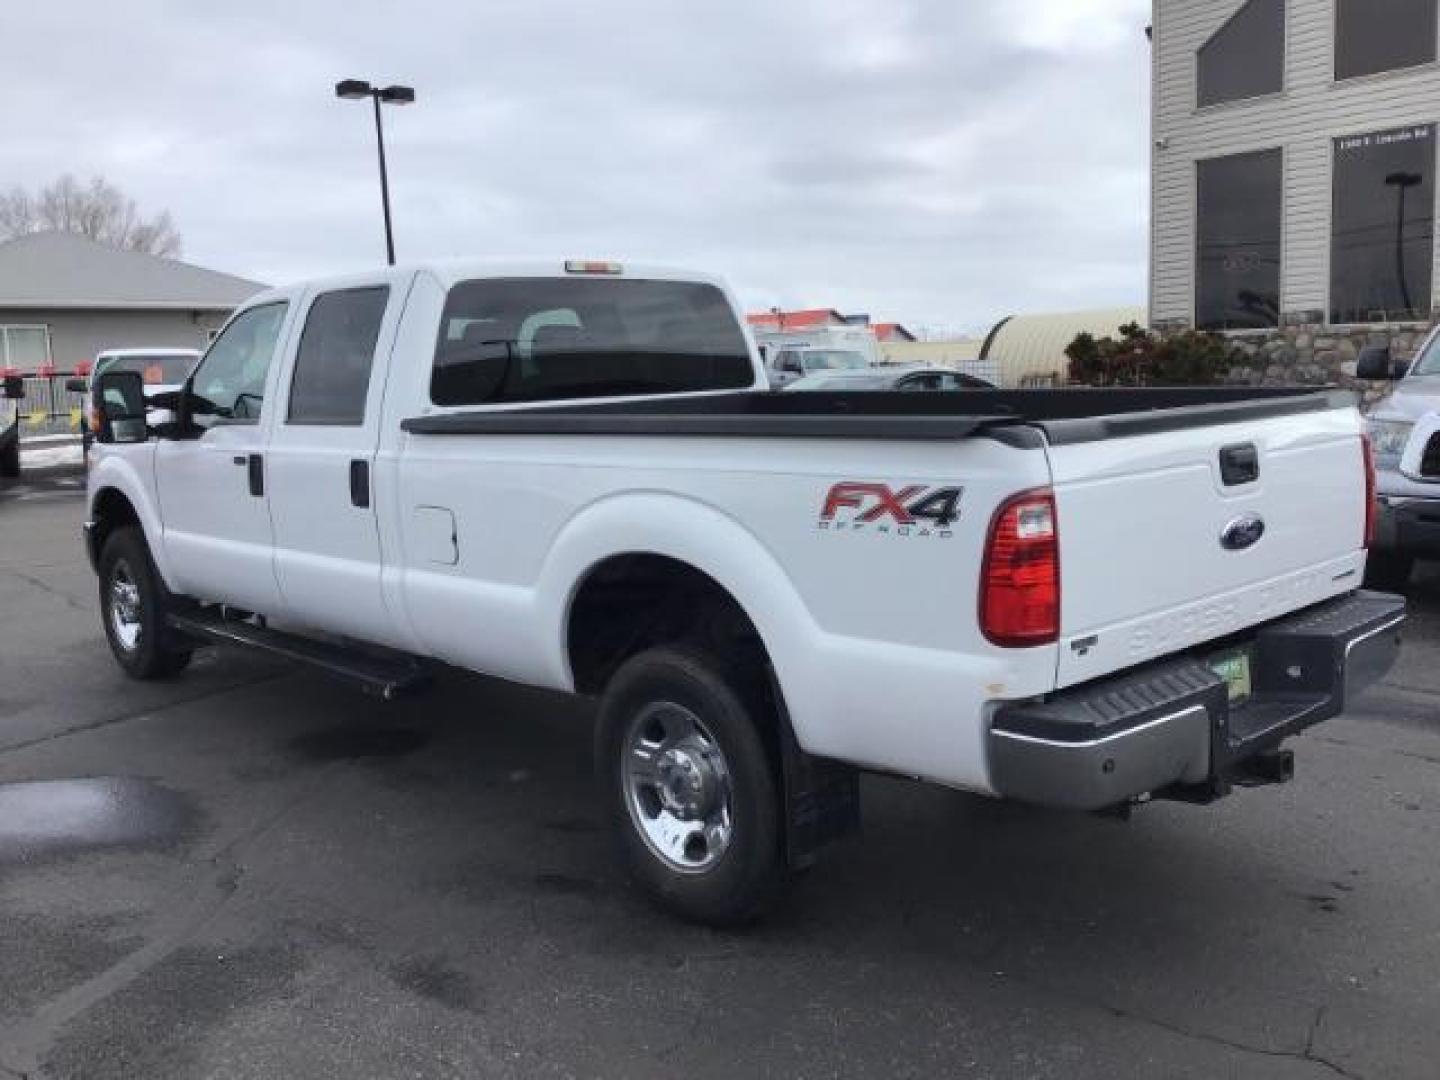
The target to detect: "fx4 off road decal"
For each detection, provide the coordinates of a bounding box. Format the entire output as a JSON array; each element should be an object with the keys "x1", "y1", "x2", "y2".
[{"x1": 819, "y1": 482, "x2": 962, "y2": 538}]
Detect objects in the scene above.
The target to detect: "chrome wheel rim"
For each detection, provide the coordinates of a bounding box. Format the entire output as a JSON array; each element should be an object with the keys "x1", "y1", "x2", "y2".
[
  {"x1": 622, "y1": 702, "x2": 734, "y2": 874},
  {"x1": 108, "y1": 559, "x2": 143, "y2": 652}
]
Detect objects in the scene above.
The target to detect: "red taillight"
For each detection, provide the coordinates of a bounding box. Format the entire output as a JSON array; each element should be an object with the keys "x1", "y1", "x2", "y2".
[
  {"x1": 981, "y1": 487, "x2": 1060, "y2": 648},
  {"x1": 1361, "y1": 433, "x2": 1377, "y2": 549}
]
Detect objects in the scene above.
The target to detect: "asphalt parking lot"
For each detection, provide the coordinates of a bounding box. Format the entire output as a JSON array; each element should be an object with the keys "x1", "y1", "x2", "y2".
[{"x1": 1, "y1": 465, "x2": 1438, "y2": 1080}]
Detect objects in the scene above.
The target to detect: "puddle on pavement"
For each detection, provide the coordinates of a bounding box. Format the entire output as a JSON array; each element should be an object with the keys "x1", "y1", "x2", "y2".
[{"x1": 0, "y1": 778, "x2": 193, "y2": 862}]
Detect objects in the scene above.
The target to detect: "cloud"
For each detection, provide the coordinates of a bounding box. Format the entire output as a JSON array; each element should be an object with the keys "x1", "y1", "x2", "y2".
[{"x1": 3, "y1": 0, "x2": 1151, "y2": 333}]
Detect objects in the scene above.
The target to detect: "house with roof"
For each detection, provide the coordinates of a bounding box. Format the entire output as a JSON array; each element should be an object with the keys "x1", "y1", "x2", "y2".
[
  {"x1": 0, "y1": 231, "x2": 265, "y2": 374},
  {"x1": 745, "y1": 308, "x2": 853, "y2": 334},
  {"x1": 745, "y1": 308, "x2": 916, "y2": 340}
]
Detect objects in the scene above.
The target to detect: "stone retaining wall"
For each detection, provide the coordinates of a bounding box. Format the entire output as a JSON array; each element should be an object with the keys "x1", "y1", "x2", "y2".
[{"x1": 1214, "y1": 322, "x2": 1436, "y2": 405}]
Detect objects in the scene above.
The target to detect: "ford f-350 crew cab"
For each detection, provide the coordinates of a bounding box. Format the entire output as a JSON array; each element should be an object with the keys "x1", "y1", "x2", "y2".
[{"x1": 84, "y1": 260, "x2": 1404, "y2": 924}]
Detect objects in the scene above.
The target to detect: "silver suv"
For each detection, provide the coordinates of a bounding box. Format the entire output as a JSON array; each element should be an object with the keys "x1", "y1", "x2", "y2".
[{"x1": 1363, "y1": 325, "x2": 1440, "y2": 589}]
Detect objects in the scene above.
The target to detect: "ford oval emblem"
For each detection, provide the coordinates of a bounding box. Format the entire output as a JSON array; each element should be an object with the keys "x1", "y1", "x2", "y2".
[{"x1": 1221, "y1": 514, "x2": 1266, "y2": 551}]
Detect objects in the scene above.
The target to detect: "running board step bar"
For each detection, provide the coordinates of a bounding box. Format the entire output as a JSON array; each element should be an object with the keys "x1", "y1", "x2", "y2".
[{"x1": 166, "y1": 610, "x2": 431, "y2": 700}]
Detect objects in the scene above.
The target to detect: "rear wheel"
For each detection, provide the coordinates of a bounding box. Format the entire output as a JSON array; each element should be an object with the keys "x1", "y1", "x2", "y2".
[
  {"x1": 1364, "y1": 552, "x2": 1414, "y2": 592},
  {"x1": 597, "y1": 647, "x2": 784, "y2": 925},
  {"x1": 99, "y1": 527, "x2": 193, "y2": 679}
]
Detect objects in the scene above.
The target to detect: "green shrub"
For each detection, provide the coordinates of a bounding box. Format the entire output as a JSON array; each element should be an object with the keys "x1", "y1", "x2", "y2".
[{"x1": 1065, "y1": 323, "x2": 1246, "y2": 387}]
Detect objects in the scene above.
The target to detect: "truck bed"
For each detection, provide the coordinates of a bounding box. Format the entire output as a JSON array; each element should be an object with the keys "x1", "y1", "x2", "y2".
[{"x1": 401, "y1": 386, "x2": 1352, "y2": 444}]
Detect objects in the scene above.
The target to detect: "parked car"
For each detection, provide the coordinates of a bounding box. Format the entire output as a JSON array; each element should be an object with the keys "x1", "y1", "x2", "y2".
[
  {"x1": 1358, "y1": 326, "x2": 1440, "y2": 588},
  {"x1": 1, "y1": 372, "x2": 23, "y2": 478},
  {"x1": 763, "y1": 346, "x2": 871, "y2": 388},
  {"x1": 83, "y1": 259, "x2": 1403, "y2": 924},
  {"x1": 756, "y1": 326, "x2": 879, "y2": 387},
  {"x1": 71, "y1": 348, "x2": 201, "y2": 454},
  {"x1": 785, "y1": 365, "x2": 995, "y2": 392}
]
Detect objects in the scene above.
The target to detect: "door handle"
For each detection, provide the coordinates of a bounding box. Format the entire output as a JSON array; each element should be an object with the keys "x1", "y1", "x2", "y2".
[
  {"x1": 349, "y1": 460, "x2": 370, "y2": 508},
  {"x1": 247, "y1": 454, "x2": 264, "y2": 497},
  {"x1": 1219, "y1": 443, "x2": 1259, "y2": 487}
]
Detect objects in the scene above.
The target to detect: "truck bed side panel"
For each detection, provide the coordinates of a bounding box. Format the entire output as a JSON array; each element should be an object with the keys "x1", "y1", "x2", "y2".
[{"x1": 392, "y1": 432, "x2": 1054, "y2": 791}]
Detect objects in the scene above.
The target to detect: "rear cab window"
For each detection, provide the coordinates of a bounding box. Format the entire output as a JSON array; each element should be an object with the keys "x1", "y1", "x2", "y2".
[{"x1": 430, "y1": 277, "x2": 754, "y2": 406}]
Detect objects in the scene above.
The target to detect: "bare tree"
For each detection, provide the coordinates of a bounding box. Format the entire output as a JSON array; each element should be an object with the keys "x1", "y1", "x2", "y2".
[{"x1": 0, "y1": 175, "x2": 182, "y2": 257}]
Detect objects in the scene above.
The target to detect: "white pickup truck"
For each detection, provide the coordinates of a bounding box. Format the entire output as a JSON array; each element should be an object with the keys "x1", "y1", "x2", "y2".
[{"x1": 84, "y1": 260, "x2": 1405, "y2": 923}]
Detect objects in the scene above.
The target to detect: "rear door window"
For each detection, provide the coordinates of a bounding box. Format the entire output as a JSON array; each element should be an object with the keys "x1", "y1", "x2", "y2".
[
  {"x1": 430, "y1": 277, "x2": 753, "y2": 406},
  {"x1": 288, "y1": 287, "x2": 390, "y2": 425}
]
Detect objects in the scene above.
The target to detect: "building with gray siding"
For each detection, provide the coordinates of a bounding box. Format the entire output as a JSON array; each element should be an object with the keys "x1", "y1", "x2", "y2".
[
  {"x1": 1151, "y1": 0, "x2": 1439, "y2": 367},
  {"x1": 0, "y1": 231, "x2": 265, "y2": 373}
]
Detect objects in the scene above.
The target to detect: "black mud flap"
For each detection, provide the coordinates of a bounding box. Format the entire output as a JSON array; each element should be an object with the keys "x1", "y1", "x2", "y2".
[{"x1": 768, "y1": 669, "x2": 861, "y2": 869}]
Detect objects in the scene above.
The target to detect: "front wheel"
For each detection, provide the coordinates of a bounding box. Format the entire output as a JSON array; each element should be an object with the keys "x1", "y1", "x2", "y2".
[
  {"x1": 99, "y1": 527, "x2": 193, "y2": 679},
  {"x1": 596, "y1": 647, "x2": 784, "y2": 925}
]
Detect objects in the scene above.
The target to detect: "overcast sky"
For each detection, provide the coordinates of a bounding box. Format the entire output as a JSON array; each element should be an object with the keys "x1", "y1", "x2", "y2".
[{"x1": 8, "y1": 0, "x2": 1151, "y2": 336}]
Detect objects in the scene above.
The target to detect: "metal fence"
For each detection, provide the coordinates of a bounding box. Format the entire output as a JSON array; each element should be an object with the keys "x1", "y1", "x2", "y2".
[{"x1": 9, "y1": 375, "x2": 89, "y2": 438}]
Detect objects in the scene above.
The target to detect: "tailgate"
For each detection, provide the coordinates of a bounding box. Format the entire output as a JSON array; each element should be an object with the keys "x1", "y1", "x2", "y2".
[{"x1": 1048, "y1": 404, "x2": 1368, "y2": 688}]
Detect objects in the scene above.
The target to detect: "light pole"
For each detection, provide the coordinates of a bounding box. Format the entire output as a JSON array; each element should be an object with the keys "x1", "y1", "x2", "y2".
[
  {"x1": 1385, "y1": 170, "x2": 1423, "y2": 317},
  {"x1": 335, "y1": 79, "x2": 415, "y2": 266}
]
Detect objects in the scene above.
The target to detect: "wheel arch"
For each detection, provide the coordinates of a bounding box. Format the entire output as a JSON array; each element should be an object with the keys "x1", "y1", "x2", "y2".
[
  {"x1": 86, "y1": 453, "x2": 174, "y2": 588},
  {"x1": 90, "y1": 485, "x2": 143, "y2": 557},
  {"x1": 540, "y1": 492, "x2": 821, "y2": 741},
  {"x1": 567, "y1": 553, "x2": 772, "y2": 696}
]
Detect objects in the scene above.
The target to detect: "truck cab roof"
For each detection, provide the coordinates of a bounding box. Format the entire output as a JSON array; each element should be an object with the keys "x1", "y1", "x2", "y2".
[{"x1": 244, "y1": 260, "x2": 733, "y2": 306}]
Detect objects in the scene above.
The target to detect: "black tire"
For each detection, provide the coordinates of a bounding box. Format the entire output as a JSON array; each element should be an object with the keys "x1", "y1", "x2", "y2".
[
  {"x1": 596, "y1": 647, "x2": 784, "y2": 926},
  {"x1": 0, "y1": 433, "x2": 17, "y2": 479},
  {"x1": 98, "y1": 526, "x2": 193, "y2": 679},
  {"x1": 1364, "y1": 552, "x2": 1414, "y2": 592}
]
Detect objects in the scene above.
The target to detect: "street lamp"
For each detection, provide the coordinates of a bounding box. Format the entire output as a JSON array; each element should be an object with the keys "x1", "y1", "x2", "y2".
[
  {"x1": 1385, "y1": 170, "x2": 1423, "y2": 317},
  {"x1": 335, "y1": 78, "x2": 415, "y2": 266}
]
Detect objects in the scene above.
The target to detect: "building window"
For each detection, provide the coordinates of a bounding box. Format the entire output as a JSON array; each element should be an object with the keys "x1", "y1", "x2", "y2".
[
  {"x1": 0, "y1": 325, "x2": 52, "y2": 370},
  {"x1": 1335, "y1": 0, "x2": 1437, "y2": 81},
  {"x1": 1331, "y1": 124, "x2": 1436, "y2": 324},
  {"x1": 1196, "y1": 149, "x2": 1283, "y2": 330},
  {"x1": 1197, "y1": 0, "x2": 1285, "y2": 108}
]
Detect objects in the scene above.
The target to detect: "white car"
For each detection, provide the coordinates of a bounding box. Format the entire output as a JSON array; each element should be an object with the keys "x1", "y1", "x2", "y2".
[
  {"x1": 82, "y1": 259, "x2": 1404, "y2": 923},
  {"x1": 764, "y1": 346, "x2": 870, "y2": 388},
  {"x1": 74, "y1": 348, "x2": 200, "y2": 452},
  {"x1": 1357, "y1": 326, "x2": 1440, "y2": 589},
  {"x1": 785, "y1": 365, "x2": 995, "y2": 392}
]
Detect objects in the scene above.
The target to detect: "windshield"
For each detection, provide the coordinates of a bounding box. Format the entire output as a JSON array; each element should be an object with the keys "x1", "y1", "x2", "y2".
[
  {"x1": 96, "y1": 354, "x2": 195, "y2": 385},
  {"x1": 1409, "y1": 330, "x2": 1440, "y2": 376},
  {"x1": 801, "y1": 350, "x2": 868, "y2": 372}
]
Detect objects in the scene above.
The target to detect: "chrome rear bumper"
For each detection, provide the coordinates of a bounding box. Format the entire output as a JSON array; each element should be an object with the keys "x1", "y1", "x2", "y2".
[{"x1": 989, "y1": 591, "x2": 1406, "y2": 811}]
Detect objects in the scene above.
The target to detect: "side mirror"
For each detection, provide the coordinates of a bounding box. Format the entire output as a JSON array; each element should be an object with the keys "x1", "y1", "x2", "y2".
[
  {"x1": 2, "y1": 374, "x2": 23, "y2": 400},
  {"x1": 65, "y1": 376, "x2": 88, "y2": 394},
  {"x1": 94, "y1": 370, "x2": 148, "y2": 445},
  {"x1": 1356, "y1": 344, "x2": 1395, "y2": 380}
]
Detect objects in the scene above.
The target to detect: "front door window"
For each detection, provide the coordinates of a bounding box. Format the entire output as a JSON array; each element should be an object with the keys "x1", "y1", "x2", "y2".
[{"x1": 189, "y1": 303, "x2": 289, "y2": 427}]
